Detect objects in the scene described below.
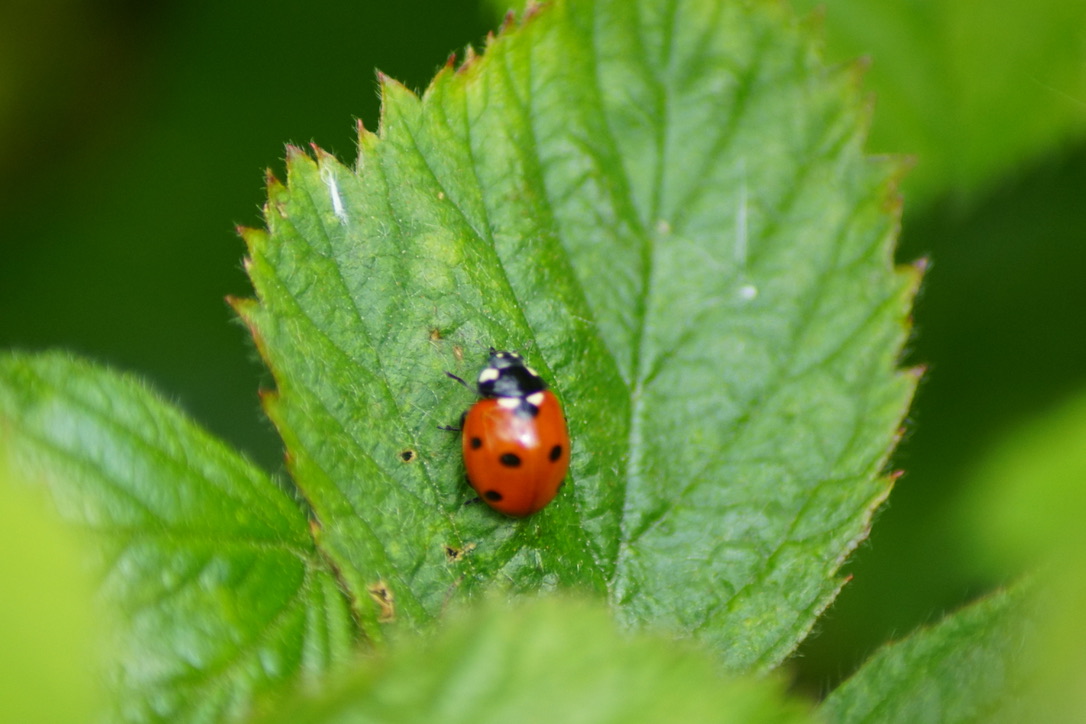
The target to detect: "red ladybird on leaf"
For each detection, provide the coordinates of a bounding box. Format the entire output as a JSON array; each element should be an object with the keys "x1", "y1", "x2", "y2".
[{"x1": 445, "y1": 350, "x2": 569, "y2": 517}]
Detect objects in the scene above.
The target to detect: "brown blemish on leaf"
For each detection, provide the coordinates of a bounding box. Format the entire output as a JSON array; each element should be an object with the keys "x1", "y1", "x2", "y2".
[{"x1": 367, "y1": 581, "x2": 396, "y2": 623}]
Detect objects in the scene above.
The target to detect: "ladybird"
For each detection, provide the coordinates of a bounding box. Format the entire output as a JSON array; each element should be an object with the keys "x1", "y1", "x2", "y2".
[{"x1": 446, "y1": 350, "x2": 569, "y2": 517}]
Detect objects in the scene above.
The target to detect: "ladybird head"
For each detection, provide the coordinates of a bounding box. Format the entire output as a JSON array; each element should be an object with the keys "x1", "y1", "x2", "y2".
[{"x1": 477, "y1": 349, "x2": 547, "y2": 399}]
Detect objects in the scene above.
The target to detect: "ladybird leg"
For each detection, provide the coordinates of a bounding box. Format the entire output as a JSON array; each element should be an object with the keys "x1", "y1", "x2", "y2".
[
  {"x1": 437, "y1": 410, "x2": 467, "y2": 432},
  {"x1": 441, "y1": 372, "x2": 472, "y2": 431},
  {"x1": 463, "y1": 496, "x2": 481, "y2": 507}
]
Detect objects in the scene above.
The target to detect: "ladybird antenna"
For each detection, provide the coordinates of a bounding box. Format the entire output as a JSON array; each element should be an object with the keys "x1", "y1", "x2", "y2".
[{"x1": 445, "y1": 371, "x2": 473, "y2": 391}]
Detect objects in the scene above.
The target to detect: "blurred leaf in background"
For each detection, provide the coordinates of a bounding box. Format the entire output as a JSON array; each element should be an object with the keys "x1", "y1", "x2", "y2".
[
  {"x1": 254, "y1": 597, "x2": 814, "y2": 724},
  {"x1": 961, "y1": 383, "x2": 1086, "y2": 575},
  {"x1": 0, "y1": 459, "x2": 103, "y2": 724},
  {"x1": 818, "y1": 585, "x2": 1034, "y2": 723},
  {"x1": 0, "y1": 354, "x2": 357, "y2": 722},
  {"x1": 959, "y1": 385, "x2": 1086, "y2": 722},
  {"x1": 789, "y1": 0, "x2": 1086, "y2": 206},
  {"x1": 0, "y1": 0, "x2": 491, "y2": 471}
]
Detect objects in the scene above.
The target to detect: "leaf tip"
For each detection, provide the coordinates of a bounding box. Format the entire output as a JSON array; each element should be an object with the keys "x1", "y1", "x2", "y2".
[
  {"x1": 905, "y1": 364, "x2": 928, "y2": 381},
  {"x1": 282, "y1": 144, "x2": 320, "y2": 188},
  {"x1": 907, "y1": 255, "x2": 932, "y2": 278},
  {"x1": 226, "y1": 294, "x2": 254, "y2": 316},
  {"x1": 284, "y1": 143, "x2": 308, "y2": 162},
  {"x1": 896, "y1": 255, "x2": 929, "y2": 303},
  {"x1": 458, "y1": 44, "x2": 478, "y2": 73},
  {"x1": 866, "y1": 153, "x2": 912, "y2": 219},
  {"x1": 375, "y1": 68, "x2": 419, "y2": 122},
  {"x1": 231, "y1": 298, "x2": 272, "y2": 369},
  {"x1": 354, "y1": 117, "x2": 379, "y2": 152},
  {"x1": 259, "y1": 388, "x2": 283, "y2": 426},
  {"x1": 376, "y1": 68, "x2": 410, "y2": 94},
  {"x1": 888, "y1": 152, "x2": 917, "y2": 185},
  {"x1": 309, "y1": 142, "x2": 338, "y2": 165},
  {"x1": 850, "y1": 54, "x2": 874, "y2": 78},
  {"x1": 501, "y1": 8, "x2": 517, "y2": 32},
  {"x1": 264, "y1": 167, "x2": 283, "y2": 190},
  {"x1": 236, "y1": 225, "x2": 268, "y2": 255},
  {"x1": 521, "y1": 1, "x2": 545, "y2": 23}
]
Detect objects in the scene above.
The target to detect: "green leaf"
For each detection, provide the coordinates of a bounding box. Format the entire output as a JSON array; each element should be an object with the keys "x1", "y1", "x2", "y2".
[
  {"x1": 253, "y1": 595, "x2": 814, "y2": 724},
  {"x1": 959, "y1": 383, "x2": 1086, "y2": 570},
  {"x1": 955, "y1": 386, "x2": 1086, "y2": 721},
  {"x1": 0, "y1": 461, "x2": 103, "y2": 724},
  {"x1": 240, "y1": 0, "x2": 916, "y2": 670},
  {"x1": 818, "y1": 586, "x2": 1032, "y2": 723},
  {"x1": 0, "y1": 353, "x2": 356, "y2": 724},
  {"x1": 790, "y1": 0, "x2": 1086, "y2": 205}
]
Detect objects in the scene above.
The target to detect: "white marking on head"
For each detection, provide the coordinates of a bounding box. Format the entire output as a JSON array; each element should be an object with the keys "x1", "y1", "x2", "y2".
[
  {"x1": 497, "y1": 396, "x2": 521, "y2": 409},
  {"x1": 478, "y1": 367, "x2": 500, "y2": 384},
  {"x1": 525, "y1": 366, "x2": 540, "y2": 379},
  {"x1": 526, "y1": 392, "x2": 545, "y2": 407}
]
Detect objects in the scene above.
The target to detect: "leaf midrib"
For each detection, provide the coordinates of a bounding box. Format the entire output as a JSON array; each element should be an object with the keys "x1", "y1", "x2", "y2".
[{"x1": 600, "y1": 0, "x2": 681, "y2": 592}]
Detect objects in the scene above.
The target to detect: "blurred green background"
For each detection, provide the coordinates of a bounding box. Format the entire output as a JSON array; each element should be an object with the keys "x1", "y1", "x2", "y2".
[{"x1": 2, "y1": 0, "x2": 1084, "y2": 697}]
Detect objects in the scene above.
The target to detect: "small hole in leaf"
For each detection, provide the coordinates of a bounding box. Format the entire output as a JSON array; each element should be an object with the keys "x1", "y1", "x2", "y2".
[{"x1": 444, "y1": 542, "x2": 476, "y2": 562}]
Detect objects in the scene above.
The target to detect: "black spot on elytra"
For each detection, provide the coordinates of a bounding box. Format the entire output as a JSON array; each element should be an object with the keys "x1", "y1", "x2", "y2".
[
  {"x1": 470, "y1": 437, "x2": 483, "y2": 449},
  {"x1": 549, "y1": 444, "x2": 563, "y2": 461},
  {"x1": 484, "y1": 490, "x2": 503, "y2": 501},
  {"x1": 499, "y1": 452, "x2": 522, "y2": 467}
]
